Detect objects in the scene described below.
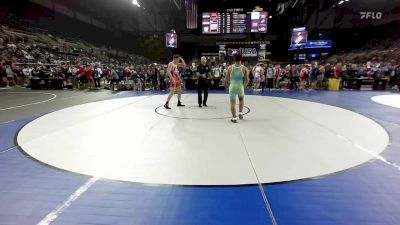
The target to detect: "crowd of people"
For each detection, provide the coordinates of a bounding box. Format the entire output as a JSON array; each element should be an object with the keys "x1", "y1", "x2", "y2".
[
  {"x1": 176, "y1": 59, "x2": 400, "y2": 92},
  {"x1": 0, "y1": 13, "x2": 151, "y2": 90},
  {"x1": 1, "y1": 13, "x2": 399, "y2": 92},
  {"x1": 2, "y1": 51, "x2": 400, "y2": 92},
  {"x1": 243, "y1": 61, "x2": 400, "y2": 91}
]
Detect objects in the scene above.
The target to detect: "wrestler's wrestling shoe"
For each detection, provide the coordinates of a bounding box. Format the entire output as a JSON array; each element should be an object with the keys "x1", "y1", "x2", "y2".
[
  {"x1": 164, "y1": 103, "x2": 171, "y2": 109},
  {"x1": 239, "y1": 113, "x2": 244, "y2": 120}
]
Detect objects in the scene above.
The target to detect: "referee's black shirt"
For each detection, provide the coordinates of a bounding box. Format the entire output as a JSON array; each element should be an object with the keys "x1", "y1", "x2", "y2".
[{"x1": 197, "y1": 64, "x2": 211, "y2": 85}]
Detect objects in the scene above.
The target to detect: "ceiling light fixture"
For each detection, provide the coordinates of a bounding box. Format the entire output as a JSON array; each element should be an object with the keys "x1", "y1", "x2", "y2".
[{"x1": 132, "y1": 0, "x2": 140, "y2": 7}]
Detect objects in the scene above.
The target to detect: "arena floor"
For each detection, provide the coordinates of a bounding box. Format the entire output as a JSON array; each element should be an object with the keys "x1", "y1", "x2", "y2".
[{"x1": 1, "y1": 88, "x2": 400, "y2": 225}]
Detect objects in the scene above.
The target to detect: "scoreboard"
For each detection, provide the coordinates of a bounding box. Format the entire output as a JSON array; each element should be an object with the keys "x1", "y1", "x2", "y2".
[{"x1": 202, "y1": 11, "x2": 268, "y2": 34}]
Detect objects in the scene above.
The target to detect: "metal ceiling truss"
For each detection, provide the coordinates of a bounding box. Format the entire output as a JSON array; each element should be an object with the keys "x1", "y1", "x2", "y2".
[{"x1": 171, "y1": 0, "x2": 183, "y2": 11}]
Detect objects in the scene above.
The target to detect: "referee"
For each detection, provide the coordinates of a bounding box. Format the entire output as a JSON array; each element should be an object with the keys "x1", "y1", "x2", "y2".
[{"x1": 196, "y1": 57, "x2": 212, "y2": 107}]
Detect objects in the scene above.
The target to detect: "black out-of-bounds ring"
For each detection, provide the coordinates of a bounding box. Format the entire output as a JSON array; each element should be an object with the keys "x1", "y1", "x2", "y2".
[{"x1": 154, "y1": 105, "x2": 251, "y2": 120}]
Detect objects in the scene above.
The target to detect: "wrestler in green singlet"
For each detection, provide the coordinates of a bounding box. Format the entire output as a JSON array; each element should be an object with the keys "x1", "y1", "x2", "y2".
[{"x1": 225, "y1": 53, "x2": 249, "y2": 123}]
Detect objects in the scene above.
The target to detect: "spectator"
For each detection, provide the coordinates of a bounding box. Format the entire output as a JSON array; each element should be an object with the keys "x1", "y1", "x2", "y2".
[
  {"x1": 0, "y1": 62, "x2": 7, "y2": 87},
  {"x1": 85, "y1": 65, "x2": 94, "y2": 89},
  {"x1": 252, "y1": 63, "x2": 263, "y2": 89},
  {"x1": 299, "y1": 65, "x2": 309, "y2": 89},
  {"x1": 109, "y1": 66, "x2": 119, "y2": 91},
  {"x1": 266, "y1": 65, "x2": 275, "y2": 90},
  {"x1": 211, "y1": 65, "x2": 221, "y2": 89},
  {"x1": 317, "y1": 65, "x2": 325, "y2": 89},
  {"x1": 22, "y1": 65, "x2": 32, "y2": 87},
  {"x1": 94, "y1": 65, "x2": 102, "y2": 89},
  {"x1": 77, "y1": 65, "x2": 88, "y2": 89},
  {"x1": 68, "y1": 64, "x2": 78, "y2": 87},
  {"x1": 310, "y1": 62, "x2": 319, "y2": 89},
  {"x1": 274, "y1": 65, "x2": 282, "y2": 89},
  {"x1": 159, "y1": 65, "x2": 167, "y2": 90},
  {"x1": 5, "y1": 63, "x2": 16, "y2": 87},
  {"x1": 334, "y1": 63, "x2": 343, "y2": 79}
]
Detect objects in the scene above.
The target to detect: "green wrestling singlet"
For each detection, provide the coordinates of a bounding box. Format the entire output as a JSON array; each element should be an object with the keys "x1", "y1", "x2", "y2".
[{"x1": 229, "y1": 64, "x2": 245, "y2": 100}]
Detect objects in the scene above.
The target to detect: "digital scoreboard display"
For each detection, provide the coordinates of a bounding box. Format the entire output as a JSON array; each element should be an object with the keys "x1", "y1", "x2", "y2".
[{"x1": 202, "y1": 11, "x2": 268, "y2": 34}]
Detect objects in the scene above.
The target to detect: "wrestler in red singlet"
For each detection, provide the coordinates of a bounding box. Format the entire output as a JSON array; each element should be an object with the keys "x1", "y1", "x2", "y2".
[
  {"x1": 164, "y1": 54, "x2": 186, "y2": 109},
  {"x1": 170, "y1": 67, "x2": 181, "y2": 90}
]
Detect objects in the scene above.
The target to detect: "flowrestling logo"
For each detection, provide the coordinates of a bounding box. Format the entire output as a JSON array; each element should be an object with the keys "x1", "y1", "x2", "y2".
[{"x1": 360, "y1": 12, "x2": 383, "y2": 20}]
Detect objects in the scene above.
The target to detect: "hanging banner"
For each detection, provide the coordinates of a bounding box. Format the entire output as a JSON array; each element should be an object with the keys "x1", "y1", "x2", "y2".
[
  {"x1": 165, "y1": 33, "x2": 178, "y2": 48},
  {"x1": 227, "y1": 48, "x2": 240, "y2": 56},
  {"x1": 219, "y1": 45, "x2": 226, "y2": 60},
  {"x1": 185, "y1": 0, "x2": 199, "y2": 29},
  {"x1": 258, "y1": 44, "x2": 266, "y2": 61},
  {"x1": 241, "y1": 48, "x2": 258, "y2": 57},
  {"x1": 226, "y1": 48, "x2": 258, "y2": 58}
]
